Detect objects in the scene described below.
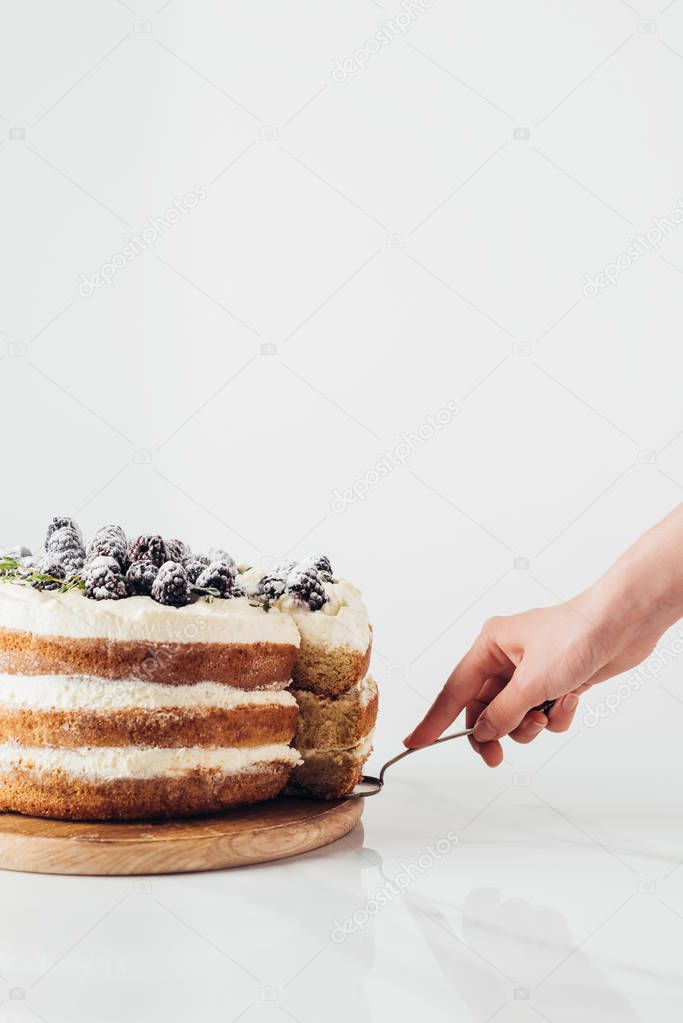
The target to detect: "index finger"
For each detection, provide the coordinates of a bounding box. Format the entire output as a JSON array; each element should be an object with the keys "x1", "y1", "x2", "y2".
[{"x1": 404, "y1": 633, "x2": 510, "y2": 748}]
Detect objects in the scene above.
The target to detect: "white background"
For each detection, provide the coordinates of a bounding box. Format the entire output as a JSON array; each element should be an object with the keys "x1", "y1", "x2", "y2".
[{"x1": 2, "y1": 1, "x2": 683, "y2": 1020}]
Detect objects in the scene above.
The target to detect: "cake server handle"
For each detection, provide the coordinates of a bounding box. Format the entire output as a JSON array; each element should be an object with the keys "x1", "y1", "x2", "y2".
[{"x1": 350, "y1": 699, "x2": 556, "y2": 798}]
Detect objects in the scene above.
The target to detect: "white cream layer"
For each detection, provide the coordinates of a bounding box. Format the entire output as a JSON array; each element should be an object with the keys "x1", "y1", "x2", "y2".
[
  {"x1": 0, "y1": 585, "x2": 300, "y2": 646},
  {"x1": 354, "y1": 732, "x2": 374, "y2": 758},
  {"x1": 0, "y1": 674, "x2": 297, "y2": 712},
  {"x1": 0, "y1": 741, "x2": 302, "y2": 780},
  {"x1": 357, "y1": 676, "x2": 376, "y2": 707},
  {"x1": 339, "y1": 675, "x2": 375, "y2": 707}
]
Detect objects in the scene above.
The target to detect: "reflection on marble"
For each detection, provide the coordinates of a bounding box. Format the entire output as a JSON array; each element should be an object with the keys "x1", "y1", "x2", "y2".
[{"x1": 405, "y1": 886, "x2": 643, "y2": 1022}]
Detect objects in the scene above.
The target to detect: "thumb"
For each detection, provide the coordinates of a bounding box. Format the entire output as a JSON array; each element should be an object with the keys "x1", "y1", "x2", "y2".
[{"x1": 473, "y1": 669, "x2": 542, "y2": 741}]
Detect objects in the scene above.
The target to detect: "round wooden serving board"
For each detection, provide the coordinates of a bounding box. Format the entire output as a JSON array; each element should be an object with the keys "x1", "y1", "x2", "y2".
[{"x1": 0, "y1": 796, "x2": 363, "y2": 876}]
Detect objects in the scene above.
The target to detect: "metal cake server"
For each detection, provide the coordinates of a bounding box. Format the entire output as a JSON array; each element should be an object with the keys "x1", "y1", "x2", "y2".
[
  {"x1": 350, "y1": 726, "x2": 474, "y2": 797},
  {"x1": 348, "y1": 699, "x2": 556, "y2": 798}
]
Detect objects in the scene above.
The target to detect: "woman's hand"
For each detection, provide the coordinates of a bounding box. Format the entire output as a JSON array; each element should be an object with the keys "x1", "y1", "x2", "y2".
[{"x1": 404, "y1": 583, "x2": 667, "y2": 767}]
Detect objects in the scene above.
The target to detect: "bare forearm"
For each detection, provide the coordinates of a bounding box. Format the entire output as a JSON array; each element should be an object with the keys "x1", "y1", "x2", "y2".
[{"x1": 583, "y1": 502, "x2": 683, "y2": 643}]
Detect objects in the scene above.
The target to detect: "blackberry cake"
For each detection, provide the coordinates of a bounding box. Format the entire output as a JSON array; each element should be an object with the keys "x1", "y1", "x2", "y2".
[{"x1": 0, "y1": 519, "x2": 376, "y2": 819}]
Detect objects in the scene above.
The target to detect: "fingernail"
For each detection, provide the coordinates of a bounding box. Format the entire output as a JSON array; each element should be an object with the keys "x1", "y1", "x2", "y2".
[
  {"x1": 474, "y1": 716, "x2": 496, "y2": 741},
  {"x1": 561, "y1": 694, "x2": 578, "y2": 713}
]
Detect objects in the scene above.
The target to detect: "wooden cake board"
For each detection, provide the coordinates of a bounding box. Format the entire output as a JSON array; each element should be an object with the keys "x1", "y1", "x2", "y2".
[{"x1": 0, "y1": 796, "x2": 363, "y2": 876}]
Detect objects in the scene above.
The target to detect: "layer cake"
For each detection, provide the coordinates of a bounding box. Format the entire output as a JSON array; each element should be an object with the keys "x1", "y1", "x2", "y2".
[{"x1": 0, "y1": 520, "x2": 376, "y2": 818}]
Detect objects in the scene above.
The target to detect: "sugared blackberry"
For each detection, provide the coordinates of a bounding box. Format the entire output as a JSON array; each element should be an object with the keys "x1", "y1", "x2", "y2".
[
  {"x1": 85, "y1": 555, "x2": 119, "y2": 575},
  {"x1": 47, "y1": 540, "x2": 84, "y2": 581},
  {"x1": 62, "y1": 552, "x2": 86, "y2": 577},
  {"x1": 206, "y1": 548, "x2": 237, "y2": 571},
  {"x1": 46, "y1": 529, "x2": 85, "y2": 578},
  {"x1": 87, "y1": 525, "x2": 128, "y2": 567},
  {"x1": 125, "y1": 560, "x2": 159, "y2": 596},
  {"x1": 151, "y1": 562, "x2": 190, "y2": 606},
  {"x1": 15, "y1": 555, "x2": 41, "y2": 581},
  {"x1": 183, "y1": 555, "x2": 210, "y2": 584},
  {"x1": 46, "y1": 526, "x2": 84, "y2": 557},
  {"x1": 165, "y1": 538, "x2": 189, "y2": 563},
  {"x1": 46, "y1": 517, "x2": 82, "y2": 543},
  {"x1": 258, "y1": 573, "x2": 287, "y2": 603},
  {"x1": 84, "y1": 557, "x2": 127, "y2": 601},
  {"x1": 128, "y1": 534, "x2": 167, "y2": 567},
  {"x1": 298, "y1": 553, "x2": 334, "y2": 580},
  {"x1": 195, "y1": 561, "x2": 236, "y2": 598},
  {"x1": 18, "y1": 555, "x2": 42, "y2": 575},
  {"x1": 285, "y1": 567, "x2": 328, "y2": 611},
  {"x1": 32, "y1": 554, "x2": 66, "y2": 590}
]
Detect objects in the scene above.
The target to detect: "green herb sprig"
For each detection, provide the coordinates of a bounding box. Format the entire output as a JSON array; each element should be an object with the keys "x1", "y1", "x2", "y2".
[{"x1": 0, "y1": 556, "x2": 85, "y2": 594}]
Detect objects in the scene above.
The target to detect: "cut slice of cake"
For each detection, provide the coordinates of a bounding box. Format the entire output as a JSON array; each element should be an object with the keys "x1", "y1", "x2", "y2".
[
  {"x1": 291, "y1": 676, "x2": 378, "y2": 751},
  {"x1": 241, "y1": 569, "x2": 372, "y2": 697},
  {"x1": 287, "y1": 676, "x2": 378, "y2": 798},
  {"x1": 287, "y1": 734, "x2": 374, "y2": 800}
]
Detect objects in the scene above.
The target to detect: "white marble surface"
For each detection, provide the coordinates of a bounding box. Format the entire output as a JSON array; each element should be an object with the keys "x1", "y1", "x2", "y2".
[{"x1": 1, "y1": 701, "x2": 682, "y2": 1023}]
